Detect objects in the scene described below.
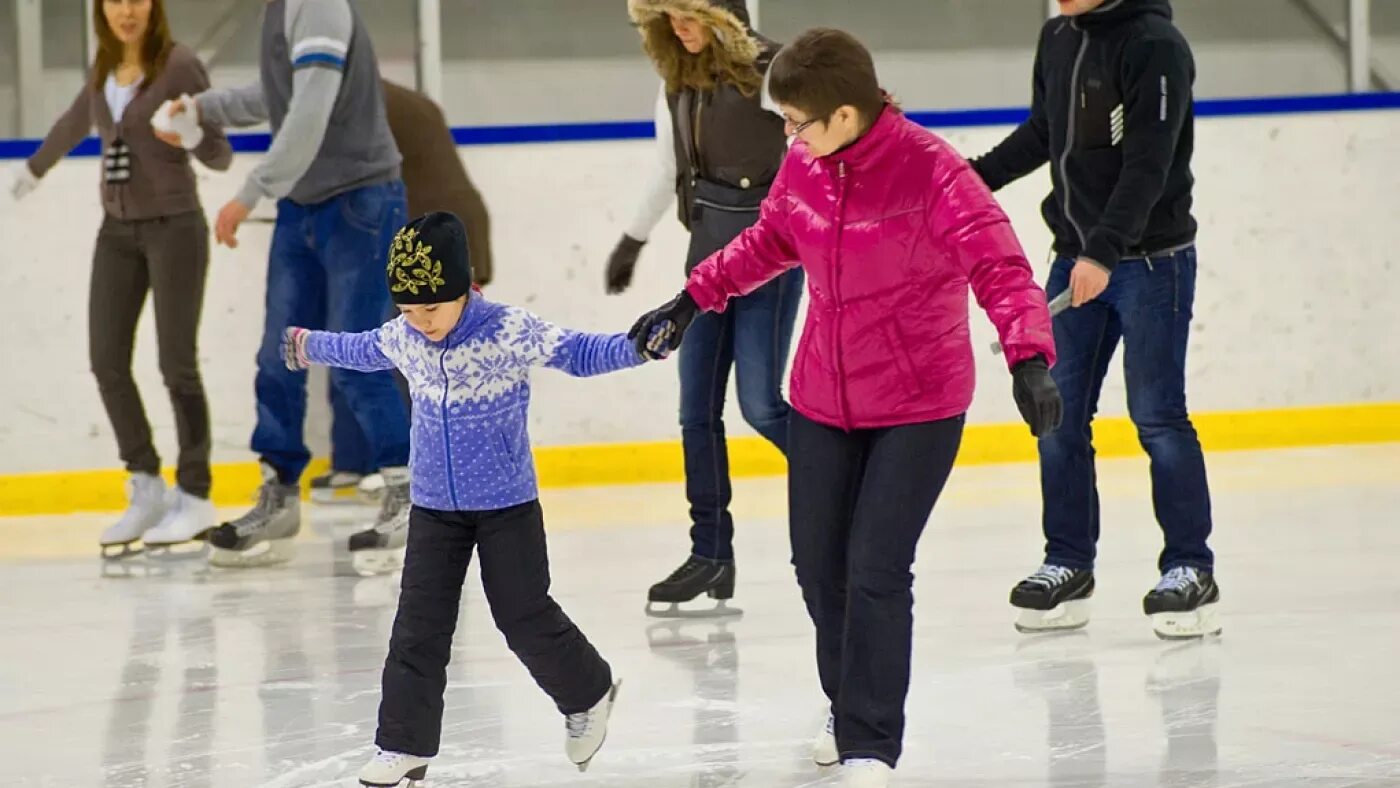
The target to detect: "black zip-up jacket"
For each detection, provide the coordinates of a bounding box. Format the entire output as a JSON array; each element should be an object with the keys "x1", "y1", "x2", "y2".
[{"x1": 971, "y1": 0, "x2": 1196, "y2": 270}]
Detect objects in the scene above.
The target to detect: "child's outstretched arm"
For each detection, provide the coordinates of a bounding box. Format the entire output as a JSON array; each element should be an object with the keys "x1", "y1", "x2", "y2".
[
  {"x1": 283, "y1": 323, "x2": 399, "y2": 373},
  {"x1": 502, "y1": 307, "x2": 648, "y2": 378}
]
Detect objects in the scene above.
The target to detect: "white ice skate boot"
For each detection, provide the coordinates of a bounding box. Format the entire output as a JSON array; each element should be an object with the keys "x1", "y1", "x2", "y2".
[
  {"x1": 207, "y1": 464, "x2": 300, "y2": 568},
  {"x1": 348, "y1": 467, "x2": 411, "y2": 576},
  {"x1": 814, "y1": 711, "x2": 838, "y2": 767},
  {"x1": 565, "y1": 680, "x2": 621, "y2": 772},
  {"x1": 309, "y1": 469, "x2": 364, "y2": 503},
  {"x1": 357, "y1": 748, "x2": 430, "y2": 787},
  {"x1": 844, "y1": 758, "x2": 894, "y2": 787},
  {"x1": 142, "y1": 488, "x2": 215, "y2": 557},
  {"x1": 100, "y1": 473, "x2": 168, "y2": 559}
]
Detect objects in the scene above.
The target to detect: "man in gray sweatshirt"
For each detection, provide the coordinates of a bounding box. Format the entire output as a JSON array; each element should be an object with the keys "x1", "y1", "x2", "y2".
[{"x1": 163, "y1": 0, "x2": 411, "y2": 566}]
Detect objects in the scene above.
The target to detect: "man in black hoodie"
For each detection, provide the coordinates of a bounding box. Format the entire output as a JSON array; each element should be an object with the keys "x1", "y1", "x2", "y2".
[{"x1": 971, "y1": 0, "x2": 1220, "y2": 641}]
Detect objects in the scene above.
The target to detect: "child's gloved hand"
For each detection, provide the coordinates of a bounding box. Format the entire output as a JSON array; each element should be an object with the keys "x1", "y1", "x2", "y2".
[
  {"x1": 628, "y1": 289, "x2": 698, "y2": 360},
  {"x1": 282, "y1": 327, "x2": 310, "y2": 371}
]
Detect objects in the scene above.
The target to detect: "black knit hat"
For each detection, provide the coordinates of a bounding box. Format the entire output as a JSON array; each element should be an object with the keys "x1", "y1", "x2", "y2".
[{"x1": 386, "y1": 211, "x2": 473, "y2": 304}]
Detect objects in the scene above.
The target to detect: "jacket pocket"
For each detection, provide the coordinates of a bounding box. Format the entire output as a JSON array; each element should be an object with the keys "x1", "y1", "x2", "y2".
[{"x1": 879, "y1": 319, "x2": 925, "y2": 401}]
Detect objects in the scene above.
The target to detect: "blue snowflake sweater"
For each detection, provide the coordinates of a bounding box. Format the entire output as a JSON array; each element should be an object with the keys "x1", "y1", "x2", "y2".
[{"x1": 302, "y1": 295, "x2": 646, "y2": 511}]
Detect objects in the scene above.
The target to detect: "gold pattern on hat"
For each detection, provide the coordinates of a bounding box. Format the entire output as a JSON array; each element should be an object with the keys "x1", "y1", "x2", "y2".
[{"x1": 387, "y1": 226, "x2": 446, "y2": 296}]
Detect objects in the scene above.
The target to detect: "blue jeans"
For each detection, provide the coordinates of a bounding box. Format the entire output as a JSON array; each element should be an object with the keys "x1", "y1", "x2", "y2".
[
  {"x1": 1038, "y1": 247, "x2": 1214, "y2": 573},
  {"x1": 680, "y1": 266, "x2": 803, "y2": 561},
  {"x1": 252, "y1": 181, "x2": 411, "y2": 484}
]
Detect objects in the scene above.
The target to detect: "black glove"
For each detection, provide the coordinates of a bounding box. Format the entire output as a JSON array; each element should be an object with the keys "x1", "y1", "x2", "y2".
[
  {"x1": 627, "y1": 289, "x2": 699, "y2": 360},
  {"x1": 605, "y1": 234, "x2": 645, "y2": 294},
  {"x1": 1011, "y1": 355, "x2": 1063, "y2": 437}
]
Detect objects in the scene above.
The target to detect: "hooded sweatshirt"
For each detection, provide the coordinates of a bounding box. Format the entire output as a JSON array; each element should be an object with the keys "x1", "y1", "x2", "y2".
[{"x1": 971, "y1": 0, "x2": 1196, "y2": 270}]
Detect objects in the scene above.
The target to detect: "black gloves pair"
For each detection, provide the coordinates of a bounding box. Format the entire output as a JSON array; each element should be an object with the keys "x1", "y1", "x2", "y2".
[
  {"x1": 629, "y1": 290, "x2": 699, "y2": 360},
  {"x1": 605, "y1": 234, "x2": 646, "y2": 294},
  {"x1": 1011, "y1": 356, "x2": 1063, "y2": 437}
]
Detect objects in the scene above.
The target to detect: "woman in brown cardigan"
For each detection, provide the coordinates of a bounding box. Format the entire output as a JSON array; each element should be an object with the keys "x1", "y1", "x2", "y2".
[{"x1": 9, "y1": 0, "x2": 231, "y2": 557}]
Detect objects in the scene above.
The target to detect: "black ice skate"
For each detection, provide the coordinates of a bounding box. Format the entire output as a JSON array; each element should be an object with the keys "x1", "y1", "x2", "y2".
[
  {"x1": 646, "y1": 556, "x2": 740, "y2": 618},
  {"x1": 348, "y1": 472, "x2": 410, "y2": 577},
  {"x1": 207, "y1": 464, "x2": 300, "y2": 568},
  {"x1": 1010, "y1": 564, "x2": 1095, "y2": 633},
  {"x1": 1143, "y1": 566, "x2": 1221, "y2": 640}
]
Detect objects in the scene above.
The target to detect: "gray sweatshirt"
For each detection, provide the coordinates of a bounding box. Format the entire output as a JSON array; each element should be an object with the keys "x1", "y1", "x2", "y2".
[{"x1": 196, "y1": 0, "x2": 401, "y2": 209}]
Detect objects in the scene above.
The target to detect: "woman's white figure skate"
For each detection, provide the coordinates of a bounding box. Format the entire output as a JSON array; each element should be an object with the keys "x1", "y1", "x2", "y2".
[
  {"x1": 99, "y1": 473, "x2": 168, "y2": 559},
  {"x1": 357, "y1": 748, "x2": 429, "y2": 787},
  {"x1": 565, "y1": 680, "x2": 621, "y2": 772},
  {"x1": 814, "y1": 711, "x2": 838, "y2": 767},
  {"x1": 844, "y1": 758, "x2": 894, "y2": 787},
  {"x1": 142, "y1": 488, "x2": 215, "y2": 560}
]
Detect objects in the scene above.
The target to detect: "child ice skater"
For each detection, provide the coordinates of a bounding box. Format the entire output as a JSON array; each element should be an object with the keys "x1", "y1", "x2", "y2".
[{"x1": 282, "y1": 212, "x2": 644, "y2": 786}]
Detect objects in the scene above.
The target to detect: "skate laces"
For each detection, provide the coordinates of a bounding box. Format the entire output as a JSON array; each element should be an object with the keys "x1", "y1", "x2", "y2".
[
  {"x1": 565, "y1": 708, "x2": 595, "y2": 739},
  {"x1": 374, "y1": 480, "x2": 411, "y2": 528},
  {"x1": 1026, "y1": 564, "x2": 1075, "y2": 587},
  {"x1": 664, "y1": 556, "x2": 708, "y2": 582},
  {"x1": 1154, "y1": 566, "x2": 1200, "y2": 593},
  {"x1": 231, "y1": 484, "x2": 284, "y2": 535},
  {"x1": 372, "y1": 748, "x2": 410, "y2": 767},
  {"x1": 374, "y1": 505, "x2": 410, "y2": 536}
]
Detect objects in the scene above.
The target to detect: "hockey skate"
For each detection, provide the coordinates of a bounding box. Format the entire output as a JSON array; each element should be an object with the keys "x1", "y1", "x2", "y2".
[
  {"x1": 1010, "y1": 564, "x2": 1095, "y2": 633},
  {"x1": 310, "y1": 469, "x2": 365, "y2": 504},
  {"x1": 813, "y1": 711, "x2": 838, "y2": 767},
  {"x1": 357, "y1": 748, "x2": 430, "y2": 787},
  {"x1": 142, "y1": 488, "x2": 215, "y2": 560},
  {"x1": 207, "y1": 464, "x2": 300, "y2": 568},
  {"x1": 843, "y1": 758, "x2": 894, "y2": 787},
  {"x1": 565, "y1": 679, "x2": 621, "y2": 772},
  {"x1": 646, "y1": 556, "x2": 741, "y2": 618},
  {"x1": 347, "y1": 469, "x2": 410, "y2": 577},
  {"x1": 1144, "y1": 566, "x2": 1221, "y2": 640},
  {"x1": 99, "y1": 473, "x2": 168, "y2": 559}
]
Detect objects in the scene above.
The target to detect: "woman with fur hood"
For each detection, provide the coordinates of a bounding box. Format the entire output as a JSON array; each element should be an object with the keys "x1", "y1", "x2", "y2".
[{"x1": 611, "y1": 0, "x2": 805, "y2": 617}]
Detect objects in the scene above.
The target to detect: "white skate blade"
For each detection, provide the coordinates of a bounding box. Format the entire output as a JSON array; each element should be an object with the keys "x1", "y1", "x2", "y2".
[
  {"x1": 1014, "y1": 598, "x2": 1091, "y2": 633},
  {"x1": 352, "y1": 547, "x2": 407, "y2": 577},
  {"x1": 1151, "y1": 602, "x2": 1222, "y2": 640},
  {"x1": 645, "y1": 599, "x2": 743, "y2": 620},
  {"x1": 144, "y1": 540, "x2": 211, "y2": 562},
  {"x1": 100, "y1": 541, "x2": 144, "y2": 561},
  {"x1": 208, "y1": 538, "x2": 296, "y2": 568}
]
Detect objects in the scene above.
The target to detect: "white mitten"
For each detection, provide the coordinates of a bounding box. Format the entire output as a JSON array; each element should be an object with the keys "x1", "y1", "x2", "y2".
[
  {"x1": 152, "y1": 95, "x2": 204, "y2": 150},
  {"x1": 7, "y1": 163, "x2": 38, "y2": 202}
]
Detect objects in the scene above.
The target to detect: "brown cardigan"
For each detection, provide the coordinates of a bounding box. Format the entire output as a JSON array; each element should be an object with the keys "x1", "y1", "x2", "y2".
[
  {"x1": 27, "y1": 44, "x2": 232, "y2": 222},
  {"x1": 381, "y1": 80, "x2": 493, "y2": 285}
]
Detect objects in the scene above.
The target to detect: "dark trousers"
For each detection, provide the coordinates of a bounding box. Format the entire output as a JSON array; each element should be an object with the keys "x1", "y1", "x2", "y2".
[
  {"x1": 788, "y1": 410, "x2": 964, "y2": 767},
  {"x1": 376, "y1": 502, "x2": 613, "y2": 756},
  {"x1": 679, "y1": 181, "x2": 803, "y2": 561},
  {"x1": 252, "y1": 181, "x2": 411, "y2": 484},
  {"x1": 1038, "y1": 247, "x2": 1214, "y2": 573},
  {"x1": 89, "y1": 211, "x2": 212, "y2": 497}
]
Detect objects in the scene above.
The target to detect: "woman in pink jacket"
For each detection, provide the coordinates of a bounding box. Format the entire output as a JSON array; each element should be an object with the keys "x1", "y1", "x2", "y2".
[{"x1": 630, "y1": 28, "x2": 1062, "y2": 787}]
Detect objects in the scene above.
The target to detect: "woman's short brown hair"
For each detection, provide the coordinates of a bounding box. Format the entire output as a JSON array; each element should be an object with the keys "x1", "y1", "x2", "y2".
[{"x1": 769, "y1": 28, "x2": 884, "y2": 124}]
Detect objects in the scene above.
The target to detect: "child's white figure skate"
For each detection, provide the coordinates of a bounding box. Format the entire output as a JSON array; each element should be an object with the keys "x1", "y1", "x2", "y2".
[
  {"x1": 357, "y1": 748, "x2": 429, "y2": 787},
  {"x1": 99, "y1": 473, "x2": 168, "y2": 559},
  {"x1": 844, "y1": 758, "x2": 894, "y2": 787},
  {"x1": 814, "y1": 711, "x2": 838, "y2": 767},
  {"x1": 142, "y1": 488, "x2": 215, "y2": 559},
  {"x1": 565, "y1": 679, "x2": 621, "y2": 772}
]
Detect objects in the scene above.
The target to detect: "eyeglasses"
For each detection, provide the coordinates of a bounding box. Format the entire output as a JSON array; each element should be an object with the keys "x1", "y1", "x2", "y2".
[{"x1": 785, "y1": 116, "x2": 819, "y2": 137}]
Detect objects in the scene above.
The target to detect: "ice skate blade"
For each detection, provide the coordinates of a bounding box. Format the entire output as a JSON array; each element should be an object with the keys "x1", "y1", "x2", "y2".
[
  {"x1": 144, "y1": 532, "x2": 212, "y2": 562},
  {"x1": 1151, "y1": 602, "x2": 1222, "y2": 640},
  {"x1": 313, "y1": 487, "x2": 366, "y2": 505},
  {"x1": 645, "y1": 599, "x2": 743, "y2": 619},
  {"x1": 358, "y1": 764, "x2": 427, "y2": 787},
  {"x1": 1014, "y1": 598, "x2": 1090, "y2": 633},
  {"x1": 208, "y1": 538, "x2": 296, "y2": 568},
  {"x1": 100, "y1": 542, "x2": 145, "y2": 561},
  {"x1": 352, "y1": 547, "x2": 407, "y2": 577}
]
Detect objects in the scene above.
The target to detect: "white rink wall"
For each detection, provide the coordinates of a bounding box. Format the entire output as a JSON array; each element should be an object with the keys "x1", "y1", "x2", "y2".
[{"x1": 0, "y1": 109, "x2": 1396, "y2": 475}]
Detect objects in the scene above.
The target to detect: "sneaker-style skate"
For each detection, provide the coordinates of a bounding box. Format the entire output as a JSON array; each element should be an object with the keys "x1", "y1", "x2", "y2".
[
  {"x1": 100, "y1": 473, "x2": 169, "y2": 559},
  {"x1": 207, "y1": 465, "x2": 300, "y2": 568},
  {"x1": 1143, "y1": 566, "x2": 1221, "y2": 640},
  {"x1": 814, "y1": 711, "x2": 838, "y2": 767},
  {"x1": 310, "y1": 470, "x2": 365, "y2": 503},
  {"x1": 646, "y1": 556, "x2": 740, "y2": 618},
  {"x1": 142, "y1": 488, "x2": 215, "y2": 559},
  {"x1": 565, "y1": 679, "x2": 621, "y2": 772},
  {"x1": 348, "y1": 471, "x2": 411, "y2": 576},
  {"x1": 1010, "y1": 564, "x2": 1095, "y2": 633},
  {"x1": 357, "y1": 748, "x2": 430, "y2": 787},
  {"x1": 844, "y1": 758, "x2": 894, "y2": 787}
]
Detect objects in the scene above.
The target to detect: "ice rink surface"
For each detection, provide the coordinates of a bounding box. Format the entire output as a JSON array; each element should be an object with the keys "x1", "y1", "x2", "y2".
[{"x1": 2, "y1": 444, "x2": 1398, "y2": 787}]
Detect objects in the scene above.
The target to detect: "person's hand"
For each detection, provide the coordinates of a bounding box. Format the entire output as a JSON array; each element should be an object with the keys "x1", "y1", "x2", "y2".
[
  {"x1": 282, "y1": 327, "x2": 310, "y2": 371},
  {"x1": 152, "y1": 94, "x2": 204, "y2": 149},
  {"x1": 1011, "y1": 355, "x2": 1062, "y2": 437},
  {"x1": 605, "y1": 234, "x2": 645, "y2": 294},
  {"x1": 628, "y1": 289, "x2": 699, "y2": 360},
  {"x1": 1068, "y1": 257, "x2": 1110, "y2": 307},
  {"x1": 7, "y1": 164, "x2": 38, "y2": 201},
  {"x1": 214, "y1": 198, "x2": 251, "y2": 248}
]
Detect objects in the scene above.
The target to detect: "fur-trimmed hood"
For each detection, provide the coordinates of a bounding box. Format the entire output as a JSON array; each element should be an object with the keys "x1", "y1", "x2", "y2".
[{"x1": 628, "y1": 0, "x2": 763, "y2": 90}]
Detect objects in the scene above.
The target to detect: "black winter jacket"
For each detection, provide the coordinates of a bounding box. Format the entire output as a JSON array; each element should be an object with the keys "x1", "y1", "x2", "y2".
[{"x1": 971, "y1": 0, "x2": 1197, "y2": 269}]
